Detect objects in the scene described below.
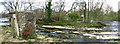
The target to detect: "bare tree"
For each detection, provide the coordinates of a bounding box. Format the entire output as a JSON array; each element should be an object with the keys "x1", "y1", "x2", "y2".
[
  {"x1": 1, "y1": 1, "x2": 25, "y2": 12},
  {"x1": 57, "y1": 0, "x2": 65, "y2": 21},
  {"x1": 24, "y1": 2, "x2": 34, "y2": 11},
  {"x1": 65, "y1": 1, "x2": 78, "y2": 15},
  {"x1": 1, "y1": 1, "x2": 22, "y2": 36}
]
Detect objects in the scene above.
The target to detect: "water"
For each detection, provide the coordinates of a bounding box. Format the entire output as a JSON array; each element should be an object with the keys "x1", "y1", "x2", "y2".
[
  {"x1": 0, "y1": 18, "x2": 10, "y2": 27},
  {"x1": 36, "y1": 21, "x2": 120, "y2": 42},
  {"x1": 0, "y1": 18, "x2": 9, "y2": 22},
  {"x1": 103, "y1": 21, "x2": 119, "y2": 32}
]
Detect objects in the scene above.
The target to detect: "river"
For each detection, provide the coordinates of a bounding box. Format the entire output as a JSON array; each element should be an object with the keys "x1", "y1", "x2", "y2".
[
  {"x1": 103, "y1": 21, "x2": 119, "y2": 32},
  {"x1": 0, "y1": 18, "x2": 10, "y2": 27},
  {"x1": 36, "y1": 21, "x2": 120, "y2": 42}
]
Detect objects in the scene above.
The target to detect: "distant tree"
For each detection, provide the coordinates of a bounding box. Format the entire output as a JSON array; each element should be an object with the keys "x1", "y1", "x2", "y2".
[
  {"x1": 46, "y1": 0, "x2": 52, "y2": 22},
  {"x1": 57, "y1": 0, "x2": 65, "y2": 21},
  {"x1": 89, "y1": 0, "x2": 105, "y2": 21},
  {"x1": 1, "y1": 1, "x2": 19, "y2": 12},
  {"x1": 1, "y1": 1, "x2": 22, "y2": 36},
  {"x1": 118, "y1": 10, "x2": 120, "y2": 15},
  {"x1": 118, "y1": 10, "x2": 120, "y2": 21}
]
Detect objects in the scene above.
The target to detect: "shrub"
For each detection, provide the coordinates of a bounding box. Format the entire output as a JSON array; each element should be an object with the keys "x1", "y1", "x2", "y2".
[{"x1": 68, "y1": 13, "x2": 79, "y2": 21}]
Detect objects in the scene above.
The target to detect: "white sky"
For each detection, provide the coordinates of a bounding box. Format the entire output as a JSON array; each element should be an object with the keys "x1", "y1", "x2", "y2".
[
  {"x1": 0, "y1": 0, "x2": 120, "y2": 13},
  {"x1": 106, "y1": 0, "x2": 120, "y2": 12}
]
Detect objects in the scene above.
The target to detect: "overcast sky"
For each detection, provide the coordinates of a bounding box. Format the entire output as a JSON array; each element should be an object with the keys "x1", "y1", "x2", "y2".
[
  {"x1": 106, "y1": 0, "x2": 120, "y2": 12},
  {"x1": 0, "y1": 0, "x2": 120, "y2": 13}
]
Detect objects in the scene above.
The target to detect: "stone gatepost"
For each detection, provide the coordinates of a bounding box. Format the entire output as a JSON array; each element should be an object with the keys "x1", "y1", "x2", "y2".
[{"x1": 11, "y1": 11, "x2": 36, "y2": 37}]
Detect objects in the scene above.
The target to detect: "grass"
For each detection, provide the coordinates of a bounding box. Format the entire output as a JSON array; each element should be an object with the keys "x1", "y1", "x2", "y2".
[
  {"x1": 29, "y1": 35, "x2": 37, "y2": 39},
  {"x1": 28, "y1": 40, "x2": 32, "y2": 44},
  {"x1": 38, "y1": 29, "x2": 59, "y2": 33},
  {"x1": 24, "y1": 35, "x2": 42, "y2": 41},
  {"x1": 36, "y1": 21, "x2": 106, "y2": 28},
  {"x1": 1, "y1": 27, "x2": 9, "y2": 30}
]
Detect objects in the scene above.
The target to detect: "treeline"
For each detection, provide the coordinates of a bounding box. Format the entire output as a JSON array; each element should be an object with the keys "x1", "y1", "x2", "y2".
[{"x1": 1, "y1": 0, "x2": 119, "y2": 22}]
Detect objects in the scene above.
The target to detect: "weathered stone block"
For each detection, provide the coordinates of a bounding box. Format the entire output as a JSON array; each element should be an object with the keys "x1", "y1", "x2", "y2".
[{"x1": 11, "y1": 11, "x2": 36, "y2": 37}]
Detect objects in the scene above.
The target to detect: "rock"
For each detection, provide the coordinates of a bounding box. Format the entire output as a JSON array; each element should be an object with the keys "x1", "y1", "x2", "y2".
[
  {"x1": 82, "y1": 27, "x2": 103, "y2": 30},
  {"x1": 45, "y1": 38, "x2": 53, "y2": 41},
  {"x1": 0, "y1": 35, "x2": 3, "y2": 44},
  {"x1": 29, "y1": 39, "x2": 35, "y2": 42},
  {"x1": 83, "y1": 33, "x2": 96, "y2": 37},
  {"x1": 42, "y1": 25, "x2": 75, "y2": 30},
  {"x1": 72, "y1": 31, "x2": 79, "y2": 34},
  {"x1": 37, "y1": 35, "x2": 45, "y2": 39},
  {"x1": 55, "y1": 31, "x2": 65, "y2": 34},
  {"x1": 12, "y1": 39, "x2": 27, "y2": 42},
  {"x1": 16, "y1": 40, "x2": 27, "y2": 42},
  {"x1": 18, "y1": 37, "x2": 23, "y2": 40}
]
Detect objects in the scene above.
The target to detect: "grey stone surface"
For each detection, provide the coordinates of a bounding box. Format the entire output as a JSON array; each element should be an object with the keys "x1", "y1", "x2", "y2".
[{"x1": 11, "y1": 11, "x2": 36, "y2": 37}]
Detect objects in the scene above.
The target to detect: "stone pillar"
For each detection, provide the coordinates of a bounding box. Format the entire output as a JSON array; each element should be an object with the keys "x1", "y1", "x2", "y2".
[
  {"x1": 10, "y1": 11, "x2": 36, "y2": 37},
  {"x1": 17, "y1": 12, "x2": 36, "y2": 37}
]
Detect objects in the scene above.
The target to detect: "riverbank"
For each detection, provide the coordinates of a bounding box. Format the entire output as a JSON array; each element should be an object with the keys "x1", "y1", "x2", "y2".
[
  {"x1": 3, "y1": 35, "x2": 70, "y2": 42},
  {"x1": 0, "y1": 27, "x2": 71, "y2": 43},
  {"x1": 35, "y1": 21, "x2": 120, "y2": 42},
  {"x1": 36, "y1": 21, "x2": 106, "y2": 28},
  {"x1": 0, "y1": 27, "x2": 12, "y2": 44}
]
